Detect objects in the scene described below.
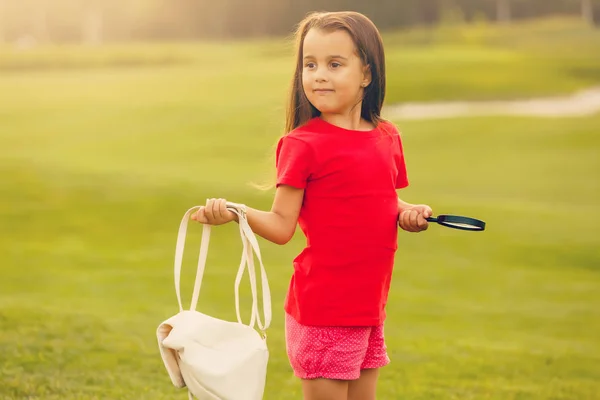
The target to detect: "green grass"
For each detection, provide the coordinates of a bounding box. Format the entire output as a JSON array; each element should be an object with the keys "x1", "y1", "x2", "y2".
[{"x1": 1, "y1": 17, "x2": 600, "y2": 400}]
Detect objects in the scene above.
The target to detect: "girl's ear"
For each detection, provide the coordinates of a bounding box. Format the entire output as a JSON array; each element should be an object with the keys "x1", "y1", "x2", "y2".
[{"x1": 362, "y1": 64, "x2": 372, "y2": 88}]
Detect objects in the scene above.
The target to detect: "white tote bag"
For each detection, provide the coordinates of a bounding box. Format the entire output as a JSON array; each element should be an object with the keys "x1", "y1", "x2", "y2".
[{"x1": 157, "y1": 202, "x2": 272, "y2": 400}]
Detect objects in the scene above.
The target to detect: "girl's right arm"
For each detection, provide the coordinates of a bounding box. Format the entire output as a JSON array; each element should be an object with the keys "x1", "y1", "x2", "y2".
[{"x1": 191, "y1": 185, "x2": 304, "y2": 245}]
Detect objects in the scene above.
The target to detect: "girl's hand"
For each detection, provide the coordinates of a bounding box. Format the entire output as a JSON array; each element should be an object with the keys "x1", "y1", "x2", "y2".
[
  {"x1": 399, "y1": 204, "x2": 433, "y2": 233},
  {"x1": 190, "y1": 198, "x2": 237, "y2": 225}
]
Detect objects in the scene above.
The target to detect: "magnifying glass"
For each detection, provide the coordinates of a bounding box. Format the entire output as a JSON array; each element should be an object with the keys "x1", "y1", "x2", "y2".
[{"x1": 426, "y1": 215, "x2": 486, "y2": 231}]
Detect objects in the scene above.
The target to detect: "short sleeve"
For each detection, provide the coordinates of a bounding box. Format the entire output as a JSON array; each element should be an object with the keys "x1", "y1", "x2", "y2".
[
  {"x1": 275, "y1": 136, "x2": 314, "y2": 189},
  {"x1": 393, "y1": 130, "x2": 409, "y2": 189}
]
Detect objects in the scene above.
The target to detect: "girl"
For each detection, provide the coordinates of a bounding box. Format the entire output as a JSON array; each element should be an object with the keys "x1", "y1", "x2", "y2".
[{"x1": 192, "y1": 11, "x2": 432, "y2": 400}]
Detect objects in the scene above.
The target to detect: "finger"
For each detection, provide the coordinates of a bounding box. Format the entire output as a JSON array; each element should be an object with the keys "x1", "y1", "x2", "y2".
[
  {"x1": 409, "y1": 210, "x2": 418, "y2": 230},
  {"x1": 191, "y1": 207, "x2": 208, "y2": 224},
  {"x1": 400, "y1": 210, "x2": 415, "y2": 232},
  {"x1": 424, "y1": 206, "x2": 433, "y2": 219},
  {"x1": 399, "y1": 210, "x2": 410, "y2": 230},
  {"x1": 417, "y1": 214, "x2": 428, "y2": 231},
  {"x1": 412, "y1": 210, "x2": 423, "y2": 232},
  {"x1": 398, "y1": 211, "x2": 406, "y2": 230},
  {"x1": 414, "y1": 205, "x2": 432, "y2": 219},
  {"x1": 216, "y1": 198, "x2": 227, "y2": 220},
  {"x1": 211, "y1": 198, "x2": 221, "y2": 222},
  {"x1": 204, "y1": 198, "x2": 215, "y2": 223},
  {"x1": 198, "y1": 208, "x2": 209, "y2": 223}
]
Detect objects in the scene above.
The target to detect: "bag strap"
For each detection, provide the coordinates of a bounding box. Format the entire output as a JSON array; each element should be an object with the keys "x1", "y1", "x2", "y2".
[
  {"x1": 172, "y1": 203, "x2": 272, "y2": 333},
  {"x1": 231, "y1": 204, "x2": 272, "y2": 332},
  {"x1": 173, "y1": 206, "x2": 206, "y2": 312}
]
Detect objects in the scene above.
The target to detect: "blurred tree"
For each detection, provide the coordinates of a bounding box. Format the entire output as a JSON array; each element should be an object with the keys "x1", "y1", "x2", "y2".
[
  {"x1": 33, "y1": 2, "x2": 49, "y2": 42},
  {"x1": 82, "y1": 1, "x2": 103, "y2": 45},
  {"x1": 438, "y1": 0, "x2": 467, "y2": 26},
  {"x1": 0, "y1": 0, "x2": 4, "y2": 44},
  {"x1": 496, "y1": 0, "x2": 511, "y2": 23},
  {"x1": 419, "y1": 0, "x2": 441, "y2": 25},
  {"x1": 582, "y1": 0, "x2": 594, "y2": 24},
  {"x1": 0, "y1": 0, "x2": 597, "y2": 42},
  {"x1": 124, "y1": 0, "x2": 154, "y2": 39}
]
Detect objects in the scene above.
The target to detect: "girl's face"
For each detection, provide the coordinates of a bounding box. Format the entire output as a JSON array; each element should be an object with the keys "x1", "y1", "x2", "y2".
[{"x1": 302, "y1": 28, "x2": 370, "y2": 117}]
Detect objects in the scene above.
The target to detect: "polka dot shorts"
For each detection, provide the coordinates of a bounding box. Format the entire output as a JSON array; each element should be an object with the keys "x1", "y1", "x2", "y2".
[{"x1": 284, "y1": 313, "x2": 390, "y2": 380}]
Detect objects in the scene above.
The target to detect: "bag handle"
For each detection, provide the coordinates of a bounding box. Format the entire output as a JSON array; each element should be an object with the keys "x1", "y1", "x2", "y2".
[
  {"x1": 172, "y1": 203, "x2": 272, "y2": 333},
  {"x1": 231, "y1": 204, "x2": 272, "y2": 332}
]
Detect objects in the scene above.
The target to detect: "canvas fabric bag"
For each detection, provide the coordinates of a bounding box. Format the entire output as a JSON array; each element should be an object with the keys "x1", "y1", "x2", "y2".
[{"x1": 156, "y1": 203, "x2": 272, "y2": 400}]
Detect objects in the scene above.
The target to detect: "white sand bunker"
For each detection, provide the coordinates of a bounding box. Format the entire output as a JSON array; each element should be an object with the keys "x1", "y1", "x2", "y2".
[{"x1": 384, "y1": 86, "x2": 600, "y2": 120}]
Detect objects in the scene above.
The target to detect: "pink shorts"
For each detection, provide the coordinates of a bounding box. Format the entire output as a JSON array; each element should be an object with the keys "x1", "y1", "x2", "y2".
[{"x1": 285, "y1": 313, "x2": 390, "y2": 380}]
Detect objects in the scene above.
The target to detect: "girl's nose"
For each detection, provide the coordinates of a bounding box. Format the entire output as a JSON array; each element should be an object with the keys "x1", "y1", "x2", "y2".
[
  {"x1": 315, "y1": 73, "x2": 327, "y2": 83},
  {"x1": 314, "y1": 68, "x2": 328, "y2": 82}
]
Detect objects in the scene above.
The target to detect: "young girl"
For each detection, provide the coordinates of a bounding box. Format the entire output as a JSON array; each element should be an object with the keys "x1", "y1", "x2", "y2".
[{"x1": 191, "y1": 11, "x2": 432, "y2": 400}]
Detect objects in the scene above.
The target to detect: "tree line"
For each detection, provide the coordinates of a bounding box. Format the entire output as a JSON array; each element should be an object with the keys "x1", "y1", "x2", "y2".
[{"x1": 0, "y1": 0, "x2": 598, "y2": 44}]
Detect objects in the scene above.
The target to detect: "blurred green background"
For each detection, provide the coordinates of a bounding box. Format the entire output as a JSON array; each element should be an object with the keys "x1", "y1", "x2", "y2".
[{"x1": 1, "y1": 1, "x2": 600, "y2": 399}]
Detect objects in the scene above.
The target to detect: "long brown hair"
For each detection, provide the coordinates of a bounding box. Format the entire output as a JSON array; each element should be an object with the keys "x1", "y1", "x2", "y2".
[{"x1": 285, "y1": 11, "x2": 387, "y2": 134}]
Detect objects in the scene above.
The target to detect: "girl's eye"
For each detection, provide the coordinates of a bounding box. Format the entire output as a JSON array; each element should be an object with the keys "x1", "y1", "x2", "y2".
[
  {"x1": 305, "y1": 62, "x2": 316, "y2": 69},
  {"x1": 331, "y1": 62, "x2": 341, "y2": 68}
]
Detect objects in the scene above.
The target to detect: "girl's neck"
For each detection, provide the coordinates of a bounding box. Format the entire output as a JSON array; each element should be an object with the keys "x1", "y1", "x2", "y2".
[{"x1": 320, "y1": 105, "x2": 374, "y2": 132}]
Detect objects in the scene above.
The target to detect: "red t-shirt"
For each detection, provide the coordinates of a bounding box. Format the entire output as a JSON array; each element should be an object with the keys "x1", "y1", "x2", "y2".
[{"x1": 276, "y1": 117, "x2": 409, "y2": 327}]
